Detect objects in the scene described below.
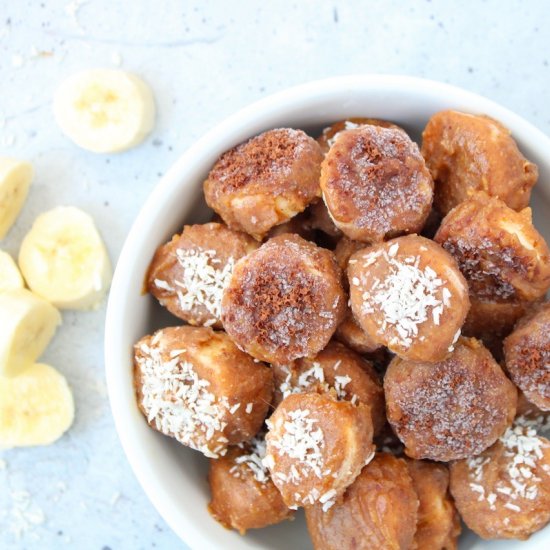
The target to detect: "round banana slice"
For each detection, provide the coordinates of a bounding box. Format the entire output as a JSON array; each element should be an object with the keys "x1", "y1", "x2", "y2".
[
  {"x1": 0, "y1": 250, "x2": 24, "y2": 292},
  {"x1": 0, "y1": 157, "x2": 33, "y2": 239},
  {"x1": 0, "y1": 363, "x2": 74, "y2": 448},
  {"x1": 18, "y1": 206, "x2": 112, "y2": 310},
  {"x1": 0, "y1": 288, "x2": 62, "y2": 377},
  {"x1": 53, "y1": 68, "x2": 156, "y2": 153}
]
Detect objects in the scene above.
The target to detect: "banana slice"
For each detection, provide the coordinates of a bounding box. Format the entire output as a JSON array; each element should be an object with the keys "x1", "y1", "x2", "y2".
[
  {"x1": 53, "y1": 68, "x2": 156, "y2": 153},
  {"x1": 18, "y1": 206, "x2": 112, "y2": 310},
  {"x1": 0, "y1": 250, "x2": 25, "y2": 292},
  {"x1": 0, "y1": 157, "x2": 33, "y2": 239},
  {"x1": 0, "y1": 363, "x2": 74, "y2": 448},
  {"x1": 0, "y1": 288, "x2": 62, "y2": 377}
]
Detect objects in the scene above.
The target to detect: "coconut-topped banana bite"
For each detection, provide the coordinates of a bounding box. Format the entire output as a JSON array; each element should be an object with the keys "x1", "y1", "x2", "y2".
[
  {"x1": 264, "y1": 392, "x2": 374, "y2": 510},
  {"x1": 348, "y1": 235, "x2": 470, "y2": 362},
  {"x1": 450, "y1": 416, "x2": 550, "y2": 540},
  {"x1": 146, "y1": 223, "x2": 258, "y2": 328},
  {"x1": 134, "y1": 326, "x2": 273, "y2": 458},
  {"x1": 221, "y1": 234, "x2": 346, "y2": 365}
]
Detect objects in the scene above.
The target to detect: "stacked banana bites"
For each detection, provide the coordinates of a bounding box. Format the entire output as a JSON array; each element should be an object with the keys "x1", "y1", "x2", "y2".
[{"x1": 136, "y1": 113, "x2": 550, "y2": 546}]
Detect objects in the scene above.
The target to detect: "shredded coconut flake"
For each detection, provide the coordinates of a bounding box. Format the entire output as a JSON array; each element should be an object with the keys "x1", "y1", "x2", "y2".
[
  {"x1": 359, "y1": 248, "x2": 450, "y2": 348},
  {"x1": 466, "y1": 416, "x2": 548, "y2": 514},
  {"x1": 173, "y1": 247, "x2": 235, "y2": 321},
  {"x1": 266, "y1": 408, "x2": 326, "y2": 501},
  {"x1": 232, "y1": 436, "x2": 270, "y2": 484},
  {"x1": 279, "y1": 362, "x2": 357, "y2": 404},
  {"x1": 136, "y1": 336, "x2": 231, "y2": 458}
]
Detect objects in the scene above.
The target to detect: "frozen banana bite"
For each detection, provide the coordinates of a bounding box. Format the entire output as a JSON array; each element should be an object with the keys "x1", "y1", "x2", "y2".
[
  {"x1": 221, "y1": 234, "x2": 346, "y2": 365},
  {"x1": 147, "y1": 223, "x2": 258, "y2": 328},
  {"x1": 435, "y1": 193, "x2": 550, "y2": 302},
  {"x1": 317, "y1": 117, "x2": 400, "y2": 154},
  {"x1": 450, "y1": 417, "x2": 550, "y2": 540},
  {"x1": 504, "y1": 302, "x2": 550, "y2": 411},
  {"x1": 208, "y1": 435, "x2": 292, "y2": 534},
  {"x1": 264, "y1": 392, "x2": 374, "y2": 509},
  {"x1": 203, "y1": 128, "x2": 324, "y2": 239},
  {"x1": 422, "y1": 110, "x2": 538, "y2": 215},
  {"x1": 384, "y1": 337, "x2": 517, "y2": 461},
  {"x1": 320, "y1": 124, "x2": 433, "y2": 242},
  {"x1": 134, "y1": 326, "x2": 273, "y2": 458},
  {"x1": 348, "y1": 235, "x2": 470, "y2": 362},
  {"x1": 305, "y1": 453, "x2": 419, "y2": 550},
  {"x1": 272, "y1": 341, "x2": 385, "y2": 434},
  {"x1": 406, "y1": 460, "x2": 461, "y2": 550}
]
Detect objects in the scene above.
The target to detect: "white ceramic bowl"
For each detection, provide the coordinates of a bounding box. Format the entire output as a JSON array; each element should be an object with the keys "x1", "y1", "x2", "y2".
[{"x1": 105, "y1": 75, "x2": 550, "y2": 550}]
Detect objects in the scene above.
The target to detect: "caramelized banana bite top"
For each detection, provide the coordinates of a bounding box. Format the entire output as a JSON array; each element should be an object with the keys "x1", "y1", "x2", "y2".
[
  {"x1": 385, "y1": 338, "x2": 517, "y2": 462},
  {"x1": 221, "y1": 234, "x2": 346, "y2": 365},
  {"x1": 320, "y1": 124, "x2": 433, "y2": 243},
  {"x1": 504, "y1": 302, "x2": 550, "y2": 411},
  {"x1": 204, "y1": 128, "x2": 324, "y2": 240},
  {"x1": 435, "y1": 193, "x2": 550, "y2": 302}
]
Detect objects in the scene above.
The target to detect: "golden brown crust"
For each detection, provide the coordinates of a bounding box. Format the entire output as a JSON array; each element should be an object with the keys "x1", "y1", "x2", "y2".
[
  {"x1": 307, "y1": 199, "x2": 342, "y2": 239},
  {"x1": 348, "y1": 235, "x2": 470, "y2": 362},
  {"x1": 203, "y1": 128, "x2": 323, "y2": 239},
  {"x1": 384, "y1": 337, "x2": 517, "y2": 461},
  {"x1": 320, "y1": 125, "x2": 433, "y2": 243},
  {"x1": 421, "y1": 110, "x2": 538, "y2": 216},
  {"x1": 450, "y1": 421, "x2": 550, "y2": 540},
  {"x1": 221, "y1": 234, "x2": 346, "y2": 365},
  {"x1": 435, "y1": 193, "x2": 550, "y2": 302},
  {"x1": 264, "y1": 392, "x2": 375, "y2": 509},
  {"x1": 207, "y1": 444, "x2": 292, "y2": 534},
  {"x1": 406, "y1": 460, "x2": 461, "y2": 550},
  {"x1": 265, "y1": 209, "x2": 315, "y2": 241},
  {"x1": 271, "y1": 341, "x2": 385, "y2": 435},
  {"x1": 462, "y1": 297, "x2": 531, "y2": 361},
  {"x1": 146, "y1": 223, "x2": 258, "y2": 328},
  {"x1": 504, "y1": 302, "x2": 550, "y2": 411},
  {"x1": 317, "y1": 118, "x2": 401, "y2": 154},
  {"x1": 133, "y1": 326, "x2": 273, "y2": 457},
  {"x1": 305, "y1": 453, "x2": 419, "y2": 550},
  {"x1": 334, "y1": 310, "x2": 382, "y2": 354}
]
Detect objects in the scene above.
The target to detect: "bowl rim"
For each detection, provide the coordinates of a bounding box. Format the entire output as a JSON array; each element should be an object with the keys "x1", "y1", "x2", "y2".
[{"x1": 104, "y1": 73, "x2": 550, "y2": 549}]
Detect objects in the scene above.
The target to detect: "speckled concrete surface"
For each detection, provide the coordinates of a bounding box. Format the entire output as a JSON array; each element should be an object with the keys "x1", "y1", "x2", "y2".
[{"x1": 1, "y1": 1, "x2": 550, "y2": 548}]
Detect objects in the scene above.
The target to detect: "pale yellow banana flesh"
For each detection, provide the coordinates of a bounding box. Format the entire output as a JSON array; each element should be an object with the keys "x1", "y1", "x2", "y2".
[
  {"x1": 0, "y1": 363, "x2": 74, "y2": 448},
  {"x1": 0, "y1": 288, "x2": 61, "y2": 377},
  {"x1": 18, "y1": 206, "x2": 112, "y2": 310},
  {"x1": 0, "y1": 250, "x2": 24, "y2": 292},
  {"x1": 0, "y1": 157, "x2": 33, "y2": 239},
  {"x1": 53, "y1": 68, "x2": 156, "y2": 153}
]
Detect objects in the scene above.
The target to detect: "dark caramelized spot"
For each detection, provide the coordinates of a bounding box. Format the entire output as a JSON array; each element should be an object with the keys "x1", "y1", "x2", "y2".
[{"x1": 209, "y1": 129, "x2": 306, "y2": 193}]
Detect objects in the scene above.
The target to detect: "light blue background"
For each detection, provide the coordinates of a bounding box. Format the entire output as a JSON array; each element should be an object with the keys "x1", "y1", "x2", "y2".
[{"x1": 1, "y1": 1, "x2": 550, "y2": 548}]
